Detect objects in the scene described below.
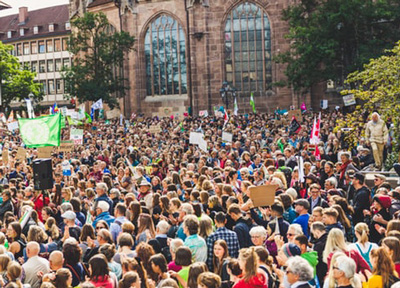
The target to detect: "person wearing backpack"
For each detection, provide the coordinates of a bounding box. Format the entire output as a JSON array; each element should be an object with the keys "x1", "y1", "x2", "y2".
[
  {"x1": 148, "y1": 220, "x2": 171, "y2": 262},
  {"x1": 348, "y1": 223, "x2": 378, "y2": 269}
]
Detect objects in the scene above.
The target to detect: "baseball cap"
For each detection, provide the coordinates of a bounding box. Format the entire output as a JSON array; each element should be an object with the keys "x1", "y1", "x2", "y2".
[
  {"x1": 294, "y1": 199, "x2": 310, "y2": 210},
  {"x1": 374, "y1": 174, "x2": 386, "y2": 181},
  {"x1": 61, "y1": 210, "x2": 76, "y2": 220}
]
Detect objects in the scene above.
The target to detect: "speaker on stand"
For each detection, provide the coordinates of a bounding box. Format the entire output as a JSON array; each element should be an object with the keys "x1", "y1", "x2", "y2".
[{"x1": 33, "y1": 158, "x2": 53, "y2": 203}]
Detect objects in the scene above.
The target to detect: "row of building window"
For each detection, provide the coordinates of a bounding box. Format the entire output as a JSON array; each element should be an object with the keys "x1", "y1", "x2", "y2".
[
  {"x1": 39, "y1": 79, "x2": 65, "y2": 95},
  {"x1": 26, "y1": 58, "x2": 70, "y2": 73},
  {"x1": 144, "y1": 2, "x2": 272, "y2": 96},
  {"x1": 7, "y1": 23, "x2": 70, "y2": 39},
  {"x1": 12, "y1": 38, "x2": 69, "y2": 56}
]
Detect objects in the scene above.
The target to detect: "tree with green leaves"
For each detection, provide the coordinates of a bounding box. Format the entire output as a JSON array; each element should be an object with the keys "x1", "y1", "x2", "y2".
[
  {"x1": 336, "y1": 41, "x2": 400, "y2": 167},
  {"x1": 62, "y1": 12, "x2": 135, "y2": 109},
  {"x1": 0, "y1": 42, "x2": 42, "y2": 110},
  {"x1": 275, "y1": 0, "x2": 400, "y2": 96}
]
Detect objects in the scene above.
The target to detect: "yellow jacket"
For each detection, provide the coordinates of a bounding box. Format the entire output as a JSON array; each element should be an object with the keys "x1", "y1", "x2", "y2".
[{"x1": 362, "y1": 275, "x2": 382, "y2": 288}]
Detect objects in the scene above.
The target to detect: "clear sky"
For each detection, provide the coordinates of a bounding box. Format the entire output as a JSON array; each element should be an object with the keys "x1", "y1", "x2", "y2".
[{"x1": 0, "y1": 0, "x2": 69, "y2": 17}]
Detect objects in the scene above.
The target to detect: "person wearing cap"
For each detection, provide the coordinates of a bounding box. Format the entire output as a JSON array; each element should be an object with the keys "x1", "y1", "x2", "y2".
[
  {"x1": 365, "y1": 112, "x2": 388, "y2": 170},
  {"x1": 352, "y1": 173, "x2": 371, "y2": 225},
  {"x1": 92, "y1": 201, "x2": 115, "y2": 228},
  {"x1": 371, "y1": 174, "x2": 386, "y2": 198},
  {"x1": 138, "y1": 179, "x2": 154, "y2": 213},
  {"x1": 61, "y1": 210, "x2": 81, "y2": 242},
  {"x1": 293, "y1": 199, "x2": 310, "y2": 238},
  {"x1": 368, "y1": 195, "x2": 391, "y2": 243},
  {"x1": 276, "y1": 243, "x2": 301, "y2": 269}
]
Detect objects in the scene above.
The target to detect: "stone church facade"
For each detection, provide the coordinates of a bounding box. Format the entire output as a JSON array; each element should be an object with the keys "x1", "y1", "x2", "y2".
[{"x1": 70, "y1": 0, "x2": 322, "y2": 117}]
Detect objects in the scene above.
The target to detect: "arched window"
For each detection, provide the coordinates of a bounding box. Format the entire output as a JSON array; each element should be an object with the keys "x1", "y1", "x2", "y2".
[
  {"x1": 145, "y1": 15, "x2": 187, "y2": 96},
  {"x1": 224, "y1": 2, "x2": 272, "y2": 93}
]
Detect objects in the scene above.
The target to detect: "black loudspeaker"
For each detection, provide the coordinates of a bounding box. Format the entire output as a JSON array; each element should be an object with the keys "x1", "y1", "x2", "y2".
[{"x1": 33, "y1": 159, "x2": 53, "y2": 190}]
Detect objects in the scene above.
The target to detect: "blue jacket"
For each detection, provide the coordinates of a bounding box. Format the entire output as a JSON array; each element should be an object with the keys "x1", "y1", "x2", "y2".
[{"x1": 92, "y1": 211, "x2": 115, "y2": 228}]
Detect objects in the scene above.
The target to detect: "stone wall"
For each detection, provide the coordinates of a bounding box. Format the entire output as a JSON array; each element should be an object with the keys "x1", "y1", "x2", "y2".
[{"x1": 87, "y1": 0, "x2": 313, "y2": 117}]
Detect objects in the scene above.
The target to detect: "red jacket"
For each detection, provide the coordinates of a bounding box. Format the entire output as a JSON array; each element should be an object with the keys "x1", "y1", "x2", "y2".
[
  {"x1": 233, "y1": 274, "x2": 268, "y2": 288},
  {"x1": 33, "y1": 194, "x2": 50, "y2": 222},
  {"x1": 327, "y1": 249, "x2": 371, "y2": 273}
]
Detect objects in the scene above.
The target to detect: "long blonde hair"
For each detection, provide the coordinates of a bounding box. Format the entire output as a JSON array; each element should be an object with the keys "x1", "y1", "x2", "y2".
[
  {"x1": 323, "y1": 228, "x2": 347, "y2": 263},
  {"x1": 239, "y1": 247, "x2": 259, "y2": 282},
  {"x1": 354, "y1": 223, "x2": 369, "y2": 245}
]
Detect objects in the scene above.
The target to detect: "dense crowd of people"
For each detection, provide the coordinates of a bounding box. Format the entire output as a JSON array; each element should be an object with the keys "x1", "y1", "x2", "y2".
[{"x1": 0, "y1": 109, "x2": 399, "y2": 288}]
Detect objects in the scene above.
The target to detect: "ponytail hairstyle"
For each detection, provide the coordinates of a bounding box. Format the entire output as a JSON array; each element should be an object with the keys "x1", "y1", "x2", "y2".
[
  {"x1": 6, "y1": 261, "x2": 23, "y2": 288},
  {"x1": 118, "y1": 271, "x2": 139, "y2": 288},
  {"x1": 238, "y1": 247, "x2": 259, "y2": 282},
  {"x1": 355, "y1": 223, "x2": 369, "y2": 244}
]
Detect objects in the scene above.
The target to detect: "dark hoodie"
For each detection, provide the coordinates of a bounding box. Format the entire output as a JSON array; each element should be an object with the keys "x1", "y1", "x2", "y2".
[{"x1": 313, "y1": 232, "x2": 328, "y2": 285}]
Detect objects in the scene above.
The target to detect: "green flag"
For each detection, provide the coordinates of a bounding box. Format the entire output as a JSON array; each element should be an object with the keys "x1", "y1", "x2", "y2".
[
  {"x1": 61, "y1": 115, "x2": 66, "y2": 129},
  {"x1": 85, "y1": 112, "x2": 92, "y2": 124},
  {"x1": 250, "y1": 92, "x2": 256, "y2": 113},
  {"x1": 18, "y1": 113, "x2": 61, "y2": 148}
]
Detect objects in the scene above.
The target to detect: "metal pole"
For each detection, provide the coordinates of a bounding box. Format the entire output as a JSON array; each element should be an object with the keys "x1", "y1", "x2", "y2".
[{"x1": 185, "y1": 0, "x2": 194, "y2": 116}]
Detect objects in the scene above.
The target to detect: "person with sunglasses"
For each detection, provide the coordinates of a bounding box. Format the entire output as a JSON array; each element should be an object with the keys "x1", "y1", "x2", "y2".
[
  {"x1": 283, "y1": 256, "x2": 314, "y2": 288},
  {"x1": 331, "y1": 255, "x2": 361, "y2": 288}
]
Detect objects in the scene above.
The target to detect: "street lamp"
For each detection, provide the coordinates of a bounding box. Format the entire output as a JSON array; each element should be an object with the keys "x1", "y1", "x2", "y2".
[{"x1": 220, "y1": 82, "x2": 236, "y2": 110}]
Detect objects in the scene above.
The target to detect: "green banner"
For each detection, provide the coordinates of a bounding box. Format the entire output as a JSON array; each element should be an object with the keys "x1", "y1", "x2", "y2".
[{"x1": 18, "y1": 113, "x2": 61, "y2": 148}]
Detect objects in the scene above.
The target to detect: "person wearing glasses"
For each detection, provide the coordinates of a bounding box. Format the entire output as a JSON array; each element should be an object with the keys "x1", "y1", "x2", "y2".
[
  {"x1": 330, "y1": 255, "x2": 361, "y2": 288},
  {"x1": 284, "y1": 256, "x2": 314, "y2": 288}
]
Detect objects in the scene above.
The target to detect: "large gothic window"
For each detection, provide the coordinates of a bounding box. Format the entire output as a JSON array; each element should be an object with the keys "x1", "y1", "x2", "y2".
[
  {"x1": 225, "y1": 2, "x2": 272, "y2": 93},
  {"x1": 145, "y1": 15, "x2": 187, "y2": 96}
]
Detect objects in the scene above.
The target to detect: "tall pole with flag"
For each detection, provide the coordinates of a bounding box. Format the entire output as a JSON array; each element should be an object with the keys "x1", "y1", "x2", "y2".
[
  {"x1": 250, "y1": 92, "x2": 256, "y2": 113},
  {"x1": 91, "y1": 99, "x2": 103, "y2": 119},
  {"x1": 234, "y1": 97, "x2": 238, "y2": 116},
  {"x1": 310, "y1": 112, "x2": 321, "y2": 159}
]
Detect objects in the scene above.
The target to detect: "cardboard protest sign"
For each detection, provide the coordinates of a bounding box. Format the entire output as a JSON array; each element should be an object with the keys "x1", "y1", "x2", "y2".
[
  {"x1": 2, "y1": 149, "x2": 9, "y2": 164},
  {"x1": 222, "y1": 132, "x2": 233, "y2": 143},
  {"x1": 287, "y1": 110, "x2": 302, "y2": 121},
  {"x1": 106, "y1": 109, "x2": 121, "y2": 119},
  {"x1": 37, "y1": 146, "x2": 53, "y2": 158},
  {"x1": 249, "y1": 184, "x2": 278, "y2": 207},
  {"x1": 58, "y1": 140, "x2": 74, "y2": 152},
  {"x1": 16, "y1": 147, "x2": 26, "y2": 161},
  {"x1": 149, "y1": 125, "x2": 161, "y2": 134}
]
